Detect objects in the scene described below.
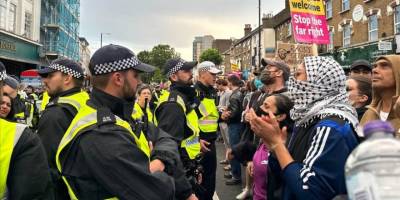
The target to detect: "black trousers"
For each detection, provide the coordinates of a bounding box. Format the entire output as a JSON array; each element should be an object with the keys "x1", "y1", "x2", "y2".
[{"x1": 197, "y1": 141, "x2": 217, "y2": 200}]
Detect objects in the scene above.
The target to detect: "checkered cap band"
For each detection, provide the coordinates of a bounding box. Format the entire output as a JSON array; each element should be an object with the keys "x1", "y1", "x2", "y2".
[
  {"x1": 198, "y1": 66, "x2": 211, "y2": 73},
  {"x1": 167, "y1": 59, "x2": 185, "y2": 77},
  {"x1": 49, "y1": 63, "x2": 83, "y2": 79},
  {"x1": 0, "y1": 70, "x2": 5, "y2": 81},
  {"x1": 93, "y1": 56, "x2": 140, "y2": 75}
]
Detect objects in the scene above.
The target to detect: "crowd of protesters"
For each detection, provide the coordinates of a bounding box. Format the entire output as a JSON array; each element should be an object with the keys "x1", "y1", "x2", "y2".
[{"x1": 0, "y1": 43, "x2": 399, "y2": 200}]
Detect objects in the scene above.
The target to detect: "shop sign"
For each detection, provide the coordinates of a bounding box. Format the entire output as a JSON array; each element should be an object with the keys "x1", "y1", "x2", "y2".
[
  {"x1": 378, "y1": 41, "x2": 392, "y2": 51},
  {"x1": 0, "y1": 39, "x2": 16, "y2": 51}
]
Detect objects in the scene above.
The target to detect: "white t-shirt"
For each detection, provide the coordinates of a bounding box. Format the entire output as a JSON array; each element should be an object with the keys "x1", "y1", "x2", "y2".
[{"x1": 379, "y1": 111, "x2": 389, "y2": 121}]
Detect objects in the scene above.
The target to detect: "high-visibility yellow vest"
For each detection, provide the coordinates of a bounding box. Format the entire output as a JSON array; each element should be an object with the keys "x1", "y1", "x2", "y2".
[
  {"x1": 197, "y1": 97, "x2": 219, "y2": 133},
  {"x1": 40, "y1": 91, "x2": 50, "y2": 112},
  {"x1": 0, "y1": 119, "x2": 27, "y2": 198},
  {"x1": 154, "y1": 91, "x2": 200, "y2": 160},
  {"x1": 55, "y1": 104, "x2": 150, "y2": 200},
  {"x1": 47, "y1": 91, "x2": 90, "y2": 112},
  {"x1": 14, "y1": 101, "x2": 33, "y2": 126},
  {"x1": 132, "y1": 102, "x2": 153, "y2": 123}
]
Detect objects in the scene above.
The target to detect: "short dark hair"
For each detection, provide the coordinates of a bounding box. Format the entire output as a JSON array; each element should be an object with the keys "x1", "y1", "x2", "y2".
[
  {"x1": 227, "y1": 75, "x2": 241, "y2": 87},
  {"x1": 349, "y1": 75, "x2": 372, "y2": 105},
  {"x1": 216, "y1": 79, "x2": 228, "y2": 86},
  {"x1": 137, "y1": 84, "x2": 151, "y2": 95},
  {"x1": 91, "y1": 73, "x2": 112, "y2": 89}
]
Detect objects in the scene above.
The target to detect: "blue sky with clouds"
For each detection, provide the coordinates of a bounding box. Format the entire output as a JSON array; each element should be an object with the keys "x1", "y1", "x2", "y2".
[{"x1": 80, "y1": 0, "x2": 285, "y2": 60}]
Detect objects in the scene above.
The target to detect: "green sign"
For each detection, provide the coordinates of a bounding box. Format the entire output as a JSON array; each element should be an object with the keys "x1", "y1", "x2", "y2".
[{"x1": 0, "y1": 32, "x2": 39, "y2": 64}]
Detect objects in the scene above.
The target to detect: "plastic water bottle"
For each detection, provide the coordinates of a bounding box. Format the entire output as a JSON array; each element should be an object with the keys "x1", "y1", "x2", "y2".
[{"x1": 345, "y1": 120, "x2": 400, "y2": 200}]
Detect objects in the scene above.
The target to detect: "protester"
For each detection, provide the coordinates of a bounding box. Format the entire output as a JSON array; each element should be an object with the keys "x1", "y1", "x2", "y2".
[
  {"x1": 133, "y1": 84, "x2": 154, "y2": 122},
  {"x1": 221, "y1": 74, "x2": 244, "y2": 185},
  {"x1": 249, "y1": 56, "x2": 359, "y2": 200},
  {"x1": 154, "y1": 57, "x2": 200, "y2": 200},
  {"x1": 195, "y1": 61, "x2": 221, "y2": 200},
  {"x1": 216, "y1": 79, "x2": 232, "y2": 166},
  {"x1": 37, "y1": 58, "x2": 89, "y2": 199},
  {"x1": 349, "y1": 59, "x2": 372, "y2": 78},
  {"x1": 0, "y1": 61, "x2": 52, "y2": 199},
  {"x1": 55, "y1": 44, "x2": 178, "y2": 199},
  {"x1": 0, "y1": 93, "x2": 14, "y2": 120},
  {"x1": 346, "y1": 75, "x2": 372, "y2": 120},
  {"x1": 360, "y1": 55, "x2": 400, "y2": 136}
]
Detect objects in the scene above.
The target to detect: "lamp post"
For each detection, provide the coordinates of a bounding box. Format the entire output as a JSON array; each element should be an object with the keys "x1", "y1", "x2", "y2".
[
  {"x1": 258, "y1": 0, "x2": 261, "y2": 71},
  {"x1": 100, "y1": 33, "x2": 111, "y2": 48}
]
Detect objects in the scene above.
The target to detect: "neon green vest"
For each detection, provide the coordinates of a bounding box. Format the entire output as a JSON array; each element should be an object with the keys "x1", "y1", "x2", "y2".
[
  {"x1": 155, "y1": 91, "x2": 200, "y2": 160},
  {"x1": 132, "y1": 102, "x2": 153, "y2": 123},
  {"x1": 40, "y1": 91, "x2": 50, "y2": 112},
  {"x1": 54, "y1": 91, "x2": 90, "y2": 112},
  {"x1": 0, "y1": 119, "x2": 27, "y2": 198},
  {"x1": 197, "y1": 97, "x2": 219, "y2": 133},
  {"x1": 55, "y1": 104, "x2": 150, "y2": 200}
]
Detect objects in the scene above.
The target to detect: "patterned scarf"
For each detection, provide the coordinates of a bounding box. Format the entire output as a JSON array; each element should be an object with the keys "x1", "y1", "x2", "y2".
[{"x1": 288, "y1": 56, "x2": 358, "y2": 128}]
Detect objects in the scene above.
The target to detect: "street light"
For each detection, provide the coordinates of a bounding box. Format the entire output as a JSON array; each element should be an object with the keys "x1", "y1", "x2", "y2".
[{"x1": 100, "y1": 32, "x2": 111, "y2": 48}]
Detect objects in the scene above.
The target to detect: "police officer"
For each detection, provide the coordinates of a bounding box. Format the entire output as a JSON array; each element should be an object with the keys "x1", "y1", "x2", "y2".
[
  {"x1": 56, "y1": 44, "x2": 177, "y2": 199},
  {"x1": 155, "y1": 58, "x2": 201, "y2": 200},
  {"x1": 36, "y1": 58, "x2": 89, "y2": 199},
  {"x1": 194, "y1": 61, "x2": 221, "y2": 200},
  {"x1": 0, "y1": 61, "x2": 52, "y2": 199}
]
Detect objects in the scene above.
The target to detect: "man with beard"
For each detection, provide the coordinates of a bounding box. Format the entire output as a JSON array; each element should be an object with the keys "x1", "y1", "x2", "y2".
[
  {"x1": 194, "y1": 61, "x2": 221, "y2": 200},
  {"x1": 36, "y1": 58, "x2": 89, "y2": 199},
  {"x1": 155, "y1": 58, "x2": 200, "y2": 200},
  {"x1": 55, "y1": 44, "x2": 178, "y2": 199}
]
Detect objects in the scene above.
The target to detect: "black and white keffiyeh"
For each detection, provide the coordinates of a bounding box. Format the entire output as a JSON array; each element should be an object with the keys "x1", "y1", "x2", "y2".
[{"x1": 288, "y1": 56, "x2": 358, "y2": 128}]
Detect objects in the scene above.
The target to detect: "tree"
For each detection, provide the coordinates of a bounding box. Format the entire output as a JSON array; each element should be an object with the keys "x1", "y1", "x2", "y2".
[
  {"x1": 137, "y1": 50, "x2": 152, "y2": 64},
  {"x1": 199, "y1": 48, "x2": 223, "y2": 65}
]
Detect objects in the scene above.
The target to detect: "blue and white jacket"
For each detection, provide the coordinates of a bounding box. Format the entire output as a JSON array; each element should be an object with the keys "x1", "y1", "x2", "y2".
[{"x1": 269, "y1": 116, "x2": 359, "y2": 200}]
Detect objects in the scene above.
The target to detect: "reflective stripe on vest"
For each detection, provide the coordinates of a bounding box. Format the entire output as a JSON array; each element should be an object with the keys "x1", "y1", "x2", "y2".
[
  {"x1": 132, "y1": 102, "x2": 153, "y2": 123},
  {"x1": 40, "y1": 92, "x2": 50, "y2": 112},
  {"x1": 56, "y1": 105, "x2": 150, "y2": 200},
  {"x1": 198, "y1": 98, "x2": 219, "y2": 133},
  {"x1": 56, "y1": 91, "x2": 90, "y2": 111},
  {"x1": 0, "y1": 119, "x2": 27, "y2": 198},
  {"x1": 155, "y1": 91, "x2": 200, "y2": 160}
]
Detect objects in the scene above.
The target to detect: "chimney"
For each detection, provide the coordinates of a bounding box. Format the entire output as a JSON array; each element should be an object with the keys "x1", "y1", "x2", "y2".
[{"x1": 244, "y1": 24, "x2": 252, "y2": 36}]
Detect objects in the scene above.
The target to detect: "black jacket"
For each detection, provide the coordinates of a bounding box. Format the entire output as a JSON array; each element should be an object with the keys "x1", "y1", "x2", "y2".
[
  {"x1": 37, "y1": 87, "x2": 82, "y2": 200},
  {"x1": 194, "y1": 81, "x2": 218, "y2": 141},
  {"x1": 12, "y1": 94, "x2": 29, "y2": 123},
  {"x1": 8, "y1": 126, "x2": 53, "y2": 199},
  {"x1": 58, "y1": 89, "x2": 177, "y2": 200},
  {"x1": 226, "y1": 88, "x2": 243, "y2": 124},
  {"x1": 155, "y1": 83, "x2": 199, "y2": 199}
]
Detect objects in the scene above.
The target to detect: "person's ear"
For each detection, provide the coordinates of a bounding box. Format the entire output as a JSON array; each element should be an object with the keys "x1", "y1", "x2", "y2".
[
  {"x1": 276, "y1": 113, "x2": 286, "y2": 122},
  {"x1": 358, "y1": 94, "x2": 369, "y2": 104},
  {"x1": 276, "y1": 69, "x2": 283, "y2": 77},
  {"x1": 111, "y1": 72, "x2": 124, "y2": 87},
  {"x1": 170, "y1": 74, "x2": 178, "y2": 82}
]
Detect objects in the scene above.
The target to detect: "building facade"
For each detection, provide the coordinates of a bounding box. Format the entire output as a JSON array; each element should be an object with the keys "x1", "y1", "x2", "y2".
[
  {"x1": 0, "y1": 0, "x2": 42, "y2": 76},
  {"x1": 40, "y1": 0, "x2": 80, "y2": 63},
  {"x1": 78, "y1": 37, "x2": 90, "y2": 74},
  {"x1": 192, "y1": 35, "x2": 214, "y2": 61}
]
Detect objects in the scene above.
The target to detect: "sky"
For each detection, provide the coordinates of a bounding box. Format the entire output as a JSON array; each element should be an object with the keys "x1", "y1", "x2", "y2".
[{"x1": 80, "y1": 0, "x2": 285, "y2": 60}]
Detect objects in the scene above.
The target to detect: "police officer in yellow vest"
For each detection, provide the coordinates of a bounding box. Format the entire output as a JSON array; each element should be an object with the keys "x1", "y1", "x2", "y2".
[
  {"x1": 194, "y1": 61, "x2": 221, "y2": 200},
  {"x1": 155, "y1": 58, "x2": 201, "y2": 200},
  {"x1": 0, "y1": 61, "x2": 52, "y2": 199},
  {"x1": 36, "y1": 58, "x2": 88, "y2": 200},
  {"x1": 132, "y1": 84, "x2": 154, "y2": 123},
  {"x1": 56, "y1": 44, "x2": 178, "y2": 199}
]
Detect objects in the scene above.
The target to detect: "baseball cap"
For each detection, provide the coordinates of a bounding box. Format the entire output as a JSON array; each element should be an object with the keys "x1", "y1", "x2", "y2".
[
  {"x1": 89, "y1": 44, "x2": 155, "y2": 75},
  {"x1": 197, "y1": 61, "x2": 222, "y2": 74},
  {"x1": 4, "y1": 76, "x2": 19, "y2": 89},
  {"x1": 39, "y1": 58, "x2": 84, "y2": 79},
  {"x1": 261, "y1": 58, "x2": 290, "y2": 81},
  {"x1": 163, "y1": 58, "x2": 197, "y2": 77},
  {"x1": 350, "y1": 59, "x2": 372, "y2": 71},
  {"x1": 0, "y1": 61, "x2": 6, "y2": 81}
]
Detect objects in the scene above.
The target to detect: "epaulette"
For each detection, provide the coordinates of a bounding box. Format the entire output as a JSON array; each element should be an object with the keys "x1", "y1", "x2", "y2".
[{"x1": 97, "y1": 107, "x2": 116, "y2": 126}]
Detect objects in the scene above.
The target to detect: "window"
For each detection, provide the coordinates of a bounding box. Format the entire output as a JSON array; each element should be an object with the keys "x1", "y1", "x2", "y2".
[
  {"x1": 326, "y1": 0, "x2": 333, "y2": 18},
  {"x1": 328, "y1": 30, "x2": 334, "y2": 50},
  {"x1": 368, "y1": 14, "x2": 378, "y2": 41},
  {"x1": 24, "y1": 12, "x2": 32, "y2": 38},
  {"x1": 287, "y1": 23, "x2": 292, "y2": 36},
  {"x1": 343, "y1": 24, "x2": 351, "y2": 47},
  {"x1": 395, "y1": 6, "x2": 400, "y2": 34},
  {"x1": 0, "y1": 0, "x2": 6, "y2": 29},
  {"x1": 8, "y1": 3, "x2": 15, "y2": 32},
  {"x1": 342, "y1": 0, "x2": 350, "y2": 11}
]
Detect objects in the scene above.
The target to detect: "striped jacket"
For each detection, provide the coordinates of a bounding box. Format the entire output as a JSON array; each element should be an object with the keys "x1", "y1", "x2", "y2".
[{"x1": 269, "y1": 116, "x2": 358, "y2": 200}]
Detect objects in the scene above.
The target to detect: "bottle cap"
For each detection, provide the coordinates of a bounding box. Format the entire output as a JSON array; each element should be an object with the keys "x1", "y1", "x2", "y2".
[{"x1": 363, "y1": 120, "x2": 395, "y2": 138}]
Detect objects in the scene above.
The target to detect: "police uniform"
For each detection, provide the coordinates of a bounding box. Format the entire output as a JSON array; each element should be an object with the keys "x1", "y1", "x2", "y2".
[
  {"x1": 0, "y1": 62, "x2": 52, "y2": 199},
  {"x1": 194, "y1": 61, "x2": 221, "y2": 200},
  {"x1": 154, "y1": 58, "x2": 202, "y2": 200},
  {"x1": 56, "y1": 44, "x2": 177, "y2": 200}
]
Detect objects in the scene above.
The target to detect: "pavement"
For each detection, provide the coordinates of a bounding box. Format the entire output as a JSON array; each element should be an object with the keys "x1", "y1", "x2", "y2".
[{"x1": 213, "y1": 141, "x2": 250, "y2": 200}]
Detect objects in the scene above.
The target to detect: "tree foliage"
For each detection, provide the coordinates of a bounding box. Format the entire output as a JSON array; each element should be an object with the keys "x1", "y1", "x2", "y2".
[
  {"x1": 199, "y1": 48, "x2": 223, "y2": 65},
  {"x1": 137, "y1": 44, "x2": 180, "y2": 83}
]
